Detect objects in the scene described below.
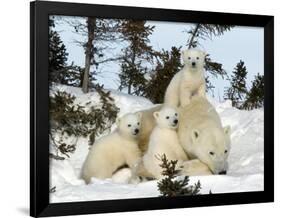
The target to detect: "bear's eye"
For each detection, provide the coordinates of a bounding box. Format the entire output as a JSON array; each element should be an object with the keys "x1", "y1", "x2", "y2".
[
  {"x1": 188, "y1": 57, "x2": 191, "y2": 60},
  {"x1": 166, "y1": 116, "x2": 169, "y2": 119},
  {"x1": 137, "y1": 122, "x2": 140, "y2": 125},
  {"x1": 209, "y1": 151, "x2": 215, "y2": 156},
  {"x1": 175, "y1": 113, "x2": 178, "y2": 116},
  {"x1": 196, "y1": 57, "x2": 199, "y2": 60},
  {"x1": 224, "y1": 150, "x2": 228, "y2": 154},
  {"x1": 128, "y1": 124, "x2": 131, "y2": 127}
]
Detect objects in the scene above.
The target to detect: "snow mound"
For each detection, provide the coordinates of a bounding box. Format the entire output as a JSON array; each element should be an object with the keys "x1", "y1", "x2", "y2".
[{"x1": 50, "y1": 85, "x2": 264, "y2": 203}]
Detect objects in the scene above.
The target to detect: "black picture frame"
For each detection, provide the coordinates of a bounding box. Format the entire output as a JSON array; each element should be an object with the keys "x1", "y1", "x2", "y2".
[{"x1": 30, "y1": 1, "x2": 274, "y2": 217}]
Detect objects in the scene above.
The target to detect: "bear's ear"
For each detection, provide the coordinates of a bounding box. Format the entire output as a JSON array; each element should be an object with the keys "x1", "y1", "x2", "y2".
[
  {"x1": 116, "y1": 117, "x2": 121, "y2": 126},
  {"x1": 223, "y1": 125, "x2": 231, "y2": 136},
  {"x1": 135, "y1": 111, "x2": 142, "y2": 119},
  {"x1": 191, "y1": 129, "x2": 200, "y2": 142},
  {"x1": 202, "y1": 51, "x2": 207, "y2": 57},
  {"x1": 153, "y1": 111, "x2": 159, "y2": 120},
  {"x1": 181, "y1": 50, "x2": 187, "y2": 58}
]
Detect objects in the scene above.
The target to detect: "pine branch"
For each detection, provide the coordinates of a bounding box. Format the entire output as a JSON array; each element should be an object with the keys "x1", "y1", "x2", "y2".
[
  {"x1": 49, "y1": 153, "x2": 65, "y2": 160},
  {"x1": 95, "y1": 57, "x2": 123, "y2": 64},
  {"x1": 49, "y1": 186, "x2": 56, "y2": 194},
  {"x1": 157, "y1": 154, "x2": 202, "y2": 197},
  {"x1": 187, "y1": 24, "x2": 201, "y2": 49},
  {"x1": 49, "y1": 88, "x2": 119, "y2": 157},
  {"x1": 50, "y1": 186, "x2": 56, "y2": 193},
  {"x1": 186, "y1": 24, "x2": 234, "y2": 48}
]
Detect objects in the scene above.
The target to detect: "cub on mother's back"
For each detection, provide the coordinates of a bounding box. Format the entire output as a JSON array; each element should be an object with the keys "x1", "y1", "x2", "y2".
[
  {"x1": 164, "y1": 49, "x2": 206, "y2": 108},
  {"x1": 81, "y1": 112, "x2": 142, "y2": 184}
]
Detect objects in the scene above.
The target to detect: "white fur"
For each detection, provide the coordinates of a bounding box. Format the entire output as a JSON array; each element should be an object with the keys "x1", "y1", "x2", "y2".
[
  {"x1": 178, "y1": 97, "x2": 231, "y2": 174},
  {"x1": 137, "y1": 105, "x2": 161, "y2": 153},
  {"x1": 81, "y1": 112, "x2": 142, "y2": 183},
  {"x1": 142, "y1": 106, "x2": 188, "y2": 179},
  {"x1": 164, "y1": 49, "x2": 206, "y2": 107}
]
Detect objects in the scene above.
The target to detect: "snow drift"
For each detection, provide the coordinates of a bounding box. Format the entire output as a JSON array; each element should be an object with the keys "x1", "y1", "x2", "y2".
[{"x1": 50, "y1": 85, "x2": 264, "y2": 203}]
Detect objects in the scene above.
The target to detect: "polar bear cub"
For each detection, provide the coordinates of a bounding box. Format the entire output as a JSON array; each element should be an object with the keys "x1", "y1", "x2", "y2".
[
  {"x1": 164, "y1": 49, "x2": 206, "y2": 108},
  {"x1": 81, "y1": 112, "x2": 142, "y2": 183},
  {"x1": 143, "y1": 106, "x2": 188, "y2": 179}
]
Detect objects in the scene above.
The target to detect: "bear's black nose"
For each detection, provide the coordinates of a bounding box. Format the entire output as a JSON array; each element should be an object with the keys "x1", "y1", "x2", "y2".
[
  {"x1": 174, "y1": 119, "x2": 178, "y2": 124},
  {"x1": 134, "y1": 129, "x2": 139, "y2": 134},
  {"x1": 192, "y1": 62, "x2": 196, "y2": 66},
  {"x1": 218, "y1": 170, "x2": 227, "y2": 175}
]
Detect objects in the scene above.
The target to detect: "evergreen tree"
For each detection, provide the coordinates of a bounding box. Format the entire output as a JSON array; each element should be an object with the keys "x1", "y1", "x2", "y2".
[
  {"x1": 69, "y1": 18, "x2": 122, "y2": 93},
  {"x1": 186, "y1": 24, "x2": 234, "y2": 93},
  {"x1": 64, "y1": 65, "x2": 86, "y2": 87},
  {"x1": 157, "y1": 154, "x2": 201, "y2": 197},
  {"x1": 81, "y1": 17, "x2": 95, "y2": 93},
  {"x1": 49, "y1": 27, "x2": 68, "y2": 84},
  {"x1": 49, "y1": 17, "x2": 82, "y2": 86},
  {"x1": 224, "y1": 60, "x2": 248, "y2": 108},
  {"x1": 144, "y1": 47, "x2": 182, "y2": 103},
  {"x1": 187, "y1": 24, "x2": 233, "y2": 49},
  {"x1": 242, "y1": 73, "x2": 264, "y2": 110},
  {"x1": 49, "y1": 87, "x2": 119, "y2": 159},
  {"x1": 118, "y1": 20, "x2": 156, "y2": 95}
]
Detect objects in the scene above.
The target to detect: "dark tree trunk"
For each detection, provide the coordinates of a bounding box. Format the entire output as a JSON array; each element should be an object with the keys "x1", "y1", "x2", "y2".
[
  {"x1": 127, "y1": 50, "x2": 136, "y2": 95},
  {"x1": 128, "y1": 83, "x2": 131, "y2": 94},
  {"x1": 82, "y1": 17, "x2": 95, "y2": 93}
]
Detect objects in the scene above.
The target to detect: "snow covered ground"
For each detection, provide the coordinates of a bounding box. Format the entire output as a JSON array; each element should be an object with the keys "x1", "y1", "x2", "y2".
[{"x1": 50, "y1": 85, "x2": 264, "y2": 203}]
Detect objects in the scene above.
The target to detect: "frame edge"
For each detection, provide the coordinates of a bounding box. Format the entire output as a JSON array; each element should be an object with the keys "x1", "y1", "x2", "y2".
[
  {"x1": 263, "y1": 15, "x2": 274, "y2": 202},
  {"x1": 30, "y1": 1, "x2": 35, "y2": 217},
  {"x1": 30, "y1": 1, "x2": 275, "y2": 217}
]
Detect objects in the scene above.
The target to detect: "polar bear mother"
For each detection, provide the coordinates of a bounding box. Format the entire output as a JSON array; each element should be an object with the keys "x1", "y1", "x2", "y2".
[
  {"x1": 138, "y1": 97, "x2": 231, "y2": 175},
  {"x1": 178, "y1": 97, "x2": 231, "y2": 174}
]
